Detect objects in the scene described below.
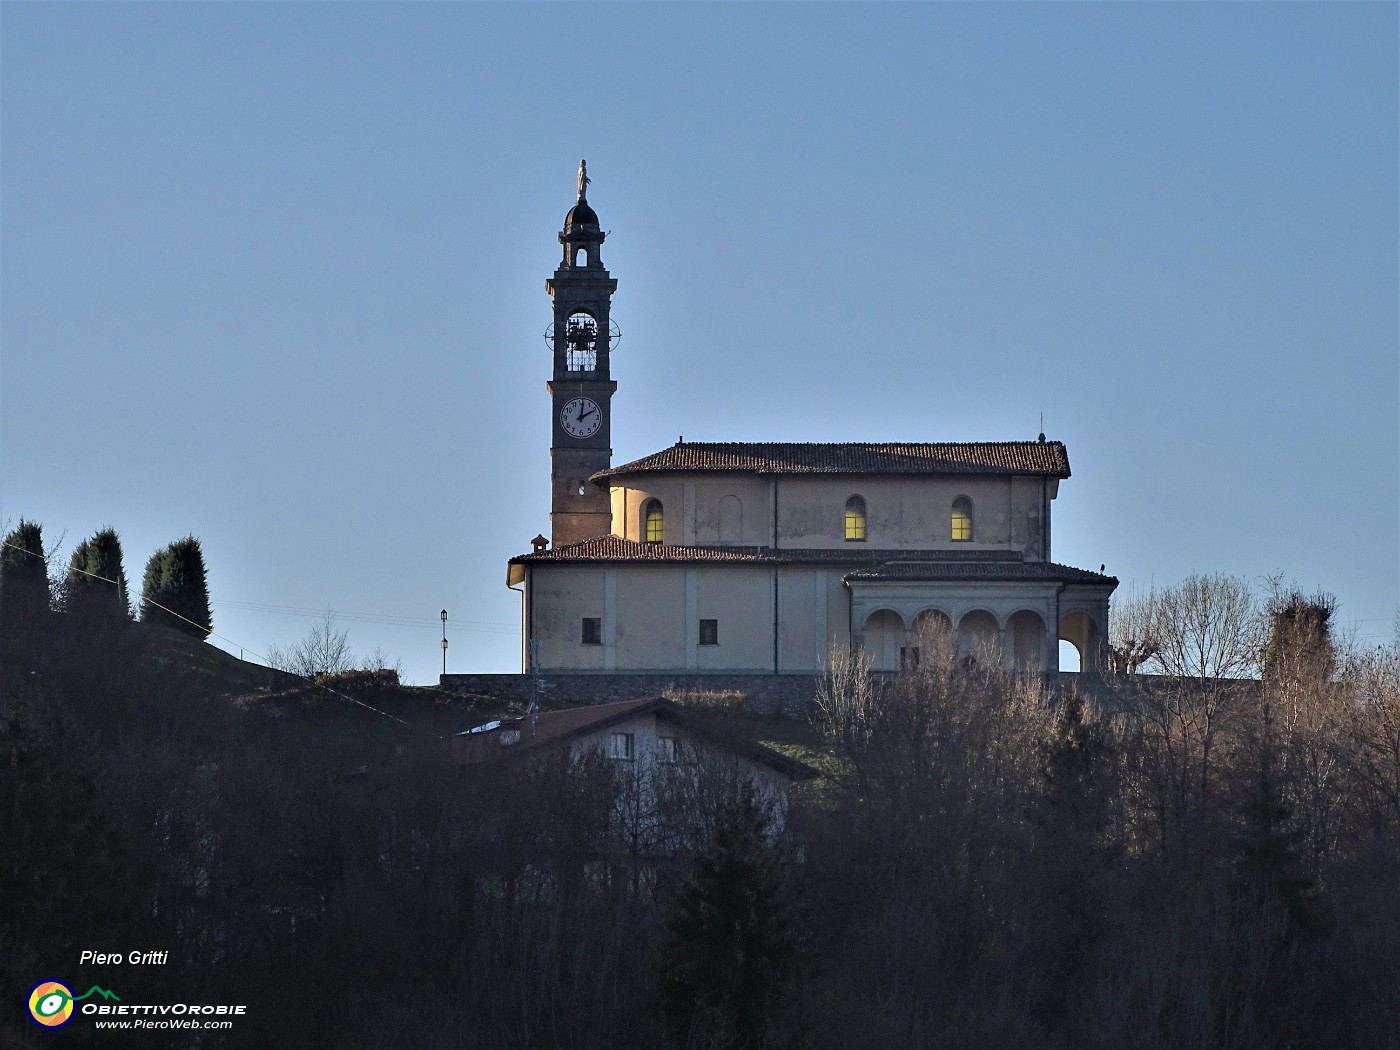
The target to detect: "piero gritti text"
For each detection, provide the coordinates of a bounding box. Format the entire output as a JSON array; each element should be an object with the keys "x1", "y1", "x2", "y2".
[{"x1": 80, "y1": 949, "x2": 169, "y2": 965}]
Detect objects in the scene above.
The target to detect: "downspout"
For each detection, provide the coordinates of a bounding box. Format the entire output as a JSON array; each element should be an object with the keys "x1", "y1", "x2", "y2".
[
  {"x1": 1054, "y1": 581, "x2": 1066, "y2": 685},
  {"x1": 772, "y1": 478, "x2": 780, "y2": 672},
  {"x1": 1041, "y1": 476, "x2": 1048, "y2": 560},
  {"x1": 846, "y1": 578, "x2": 854, "y2": 657},
  {"x1": 508, "y1": 575, "x2": 525, "y2": 673},
  {"x1": 771, "y1": 478, "x2": 779, "y2": 548},
  {"x1": 773, "y1": 569, "x2": 780, "y2": 674},
  {"x1": 526, "y1": 565, "x2": 535, "y2": 674}
]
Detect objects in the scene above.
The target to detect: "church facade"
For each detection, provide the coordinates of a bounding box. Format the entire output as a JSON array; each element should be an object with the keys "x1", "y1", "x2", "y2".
[{"x1": 506, "y1": 166, "x2": 1116, "y2": 677}]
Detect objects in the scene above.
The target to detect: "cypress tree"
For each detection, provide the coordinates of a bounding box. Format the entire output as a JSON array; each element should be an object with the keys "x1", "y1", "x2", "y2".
[
  {"x1": 140, "y1": 536, "x2": 212, "y2": 640},
  {"x1": 66, "y1": 527, "x2": 131, "y2": 621},
  {"x1": 658, "y1": 791, "x2": 796, "y2": 1049},
  {"x1": 1, "y1": 519, "x2": 52, "y2": 625}
]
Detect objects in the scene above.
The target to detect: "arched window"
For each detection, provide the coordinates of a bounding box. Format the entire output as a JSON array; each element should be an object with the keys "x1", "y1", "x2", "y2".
[
  {"x1": 951, "y1": 496, "x2": 972, "y2": 541},
  {"x1": 718, "y1": 494, "x2": 742, "y2": 542},
  {"x1": 644, "y1": 499, "x2": 664, "y2": 543},
  {"x1": 844, "y1": 496, "x2": 866, "y2": 541}
]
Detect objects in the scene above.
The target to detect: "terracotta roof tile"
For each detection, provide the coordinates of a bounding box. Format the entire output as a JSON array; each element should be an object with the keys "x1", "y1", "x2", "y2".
[
  {"x1": 843, "y1": 560, "x2": 1116, "y2": 584},
  {"x1": 594, "y1": 441, "x2": 1070, "y2": 482},
  {"x1": 510, "y1": 536, "x2": 1115, "y2": 584}
]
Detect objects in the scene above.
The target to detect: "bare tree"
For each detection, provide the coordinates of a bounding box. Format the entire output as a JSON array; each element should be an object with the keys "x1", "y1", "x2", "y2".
[
  {"x1": 1107, "y1": 583, "x2": 1161, "y2": 674},
  {"x1": 1144, "y1": 573, "x2": 1264, "y2": 680},
  {"x1": 265, "y1": 609, "x2": 354, "y2": 678}
]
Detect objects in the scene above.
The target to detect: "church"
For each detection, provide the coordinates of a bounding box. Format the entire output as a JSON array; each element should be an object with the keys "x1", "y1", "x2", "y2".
[{"x1": 506, "y1": 165, "x2": 1116, "y2": 678}]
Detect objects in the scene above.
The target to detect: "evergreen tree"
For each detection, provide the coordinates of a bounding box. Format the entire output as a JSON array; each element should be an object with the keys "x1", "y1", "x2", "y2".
[
  {"x1": 1, "y1": 519, "x2": 52, "y2": 624},
  {"x1": 140, "y1": 536, "x2": 212, "y2": 639},
  {"x1": 1036, "y1": 691, "x2": 1108, "y2": 823},
  {"x1": 658, "y1": 791, "x2": 796, "y2": 1050},
  {"x1": 66, "y1": 527, "x2": 131, "y2": 622}
]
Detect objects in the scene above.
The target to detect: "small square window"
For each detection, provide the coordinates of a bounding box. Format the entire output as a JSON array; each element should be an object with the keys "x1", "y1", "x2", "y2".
[
  {"x1": 608, "y1": 732, "x2": 634, "y2": 761},
  {"x1": 698, "y1": 619, "x2": 719, "y2": 646},
  {"x1": 657, "y1": 736, "x2": 679, "y2": 763},
  {"x1": 581, "y1": 617, "x2": 602, "y2": 645}
]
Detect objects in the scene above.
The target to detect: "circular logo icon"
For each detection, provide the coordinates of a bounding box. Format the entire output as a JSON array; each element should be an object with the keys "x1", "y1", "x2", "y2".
[{"x1": 28, "y1": 980, "x2": 75, "y2": 1028}]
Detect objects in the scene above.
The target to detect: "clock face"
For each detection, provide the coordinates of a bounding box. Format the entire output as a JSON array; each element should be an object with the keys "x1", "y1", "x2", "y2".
[{"x1": 561, "y1": 397, "x2": 602, "y2": 439}]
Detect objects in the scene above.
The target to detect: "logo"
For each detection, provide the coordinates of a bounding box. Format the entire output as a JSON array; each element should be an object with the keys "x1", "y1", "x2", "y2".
[{"x1": 27, "y1": 980, "x2": 120, "y2": 1029}]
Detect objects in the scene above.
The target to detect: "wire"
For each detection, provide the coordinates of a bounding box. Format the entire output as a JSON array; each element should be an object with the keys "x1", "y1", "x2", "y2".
[
  {"x1": 3, "y1": 541, "x2": 420, "y2": 732},
  {"x1": 212, "y1": 599, "x2": 516, "y2": 634}
]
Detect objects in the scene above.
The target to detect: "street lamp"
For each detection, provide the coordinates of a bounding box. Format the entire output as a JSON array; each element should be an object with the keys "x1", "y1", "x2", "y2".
[{"x1": 440, "y1": 609, "x2": 448, "y2": 677}]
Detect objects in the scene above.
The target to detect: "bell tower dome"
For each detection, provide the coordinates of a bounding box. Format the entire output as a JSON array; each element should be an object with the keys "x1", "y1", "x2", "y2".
[{"x1": 545, "y1": 160, "x2": 618, "y2": 547}]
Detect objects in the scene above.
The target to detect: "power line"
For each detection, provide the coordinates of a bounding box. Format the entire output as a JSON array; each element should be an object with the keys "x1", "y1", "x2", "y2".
[
  {"x1": 212, "y1": 599, "x2": 516, "y2": 634},
  {"x1": 2, "y1": 541, "x2": 418, "y2": 731}
]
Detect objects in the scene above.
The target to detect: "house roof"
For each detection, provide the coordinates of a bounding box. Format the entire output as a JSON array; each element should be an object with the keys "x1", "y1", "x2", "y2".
[
  {"x1": 592, "y1": 440, "x2": 1070, "y2": 483},
  {"x1": 508, "y1": 535, "x2": 1116, "y2": 585},
  {"x1": 455, "y1": 696, "x2": 820, "y2": 781}
]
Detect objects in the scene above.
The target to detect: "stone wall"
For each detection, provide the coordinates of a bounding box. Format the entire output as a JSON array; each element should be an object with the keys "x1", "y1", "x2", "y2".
[
  {"x1": 439, "y1": 672, "x2": 827, "y2": 719},
  {"x1": 441, "y1": 670, "x2": 1118, "y2": 720}
]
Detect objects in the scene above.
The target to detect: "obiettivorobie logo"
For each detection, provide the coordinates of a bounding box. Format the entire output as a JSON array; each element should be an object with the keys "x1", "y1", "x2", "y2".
[
  {"x1": 27, "y1": 980, "x2": 120, "y2": 1028},
  {"x1": 26, "y1": 978, "x2": 247, "y2": 1031}
]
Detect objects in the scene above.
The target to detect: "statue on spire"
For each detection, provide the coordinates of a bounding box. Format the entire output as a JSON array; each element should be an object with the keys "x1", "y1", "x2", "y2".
[{"x1": 577, "y1": 159, "x2": 590, "y2": 201}]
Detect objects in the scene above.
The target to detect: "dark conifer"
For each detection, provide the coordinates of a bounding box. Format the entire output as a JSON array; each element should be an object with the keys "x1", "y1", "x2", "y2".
[
  {"x1": 66, "y1": 527, "x2": 132, "y2": 621},
  {"x1": 658, "y1": 791, "x2": 795, "y2": 1050},
  {"x1": 1, "y1": 519, "x2": 52, "y2": 625},
  {"x1": 140, "y1": 536, "x2": 212, "y2": 639}
]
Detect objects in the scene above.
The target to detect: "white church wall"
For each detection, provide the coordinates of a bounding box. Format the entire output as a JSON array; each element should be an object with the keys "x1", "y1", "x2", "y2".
[
  {"x1": 606, "y1": 473, "x2": 1052, "y2": 555},
  {"x1": 772, "y1": 476, "x2": 1047, "y2": 552},
  {"x1": 614, "y1": 568, "x2": 687, "y2": 668},
  {"x1": 530, "y1": 567, "x2": 607, "y2": 670},
  {"x1": 693, "y1": 568, "x2": 773, "y2": 670}
]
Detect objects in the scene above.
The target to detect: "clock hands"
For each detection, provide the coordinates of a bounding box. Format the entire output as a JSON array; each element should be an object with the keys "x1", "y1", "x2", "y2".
[{"x1": 563, "y1": 399, "x2": 600, "y2": 436}]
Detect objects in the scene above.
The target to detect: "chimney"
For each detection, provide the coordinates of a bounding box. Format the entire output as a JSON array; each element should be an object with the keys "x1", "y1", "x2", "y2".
[{"x1": 530, "y1": 534, "x2": 549, "y2": 554}]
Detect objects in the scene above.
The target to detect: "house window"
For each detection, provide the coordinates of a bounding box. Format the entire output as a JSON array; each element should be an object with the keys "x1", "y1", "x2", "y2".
[
  {"x1": 608, "y1": 732, "x2": 634, "y2": 761},
  {"x1": 644, "y1": 499, "x2": 664, "y2": 543},
  {"x1": 844, "y1": 496, "x2": 866, "y2": 541},
  {"x1": 581, "y1": 617, "x2": 602, "y2": 645},
  {"x1": 951, "y1": 496, "x2": 973, "y2": 541},
  {"x1": 657, "y1": 736, "x2": 680, "y2": 763},
  {"x1": 699, "y1": 619, "x2": 719, "y2": 646}
]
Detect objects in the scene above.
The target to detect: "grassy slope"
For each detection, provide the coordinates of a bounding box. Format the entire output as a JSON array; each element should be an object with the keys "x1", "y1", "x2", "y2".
[{"x1": 150, "y1": 625, "x2": 839, "y2": 771}]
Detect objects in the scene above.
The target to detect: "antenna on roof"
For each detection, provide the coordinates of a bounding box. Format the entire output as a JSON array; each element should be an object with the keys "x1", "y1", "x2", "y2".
[{"x1": 1038, "y1": 410, "x2": 1046, "y2": 443}]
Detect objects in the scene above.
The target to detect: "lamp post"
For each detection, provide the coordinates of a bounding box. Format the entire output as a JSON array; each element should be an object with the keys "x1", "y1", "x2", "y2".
[{"x1": 440, "y1": 609, "x2": 448, "y2": 677}]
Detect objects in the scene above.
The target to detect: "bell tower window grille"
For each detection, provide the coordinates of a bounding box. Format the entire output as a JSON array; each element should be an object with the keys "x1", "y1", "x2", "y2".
[{"x1": 565, "y1": 312, "x2": 598, "y2": 372}]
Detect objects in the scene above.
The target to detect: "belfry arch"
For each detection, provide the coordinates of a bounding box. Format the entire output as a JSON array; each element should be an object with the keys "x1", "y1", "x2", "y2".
[
  {"x1": 1058, "y1": 611, "x2": 1102, "y2": 673},
  {"x1": 862, "y1": 609, "x2": 905, "y2": 671}
]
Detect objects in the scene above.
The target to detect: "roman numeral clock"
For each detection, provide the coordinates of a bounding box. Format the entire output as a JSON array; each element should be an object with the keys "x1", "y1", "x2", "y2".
[{"x1": 544, "y1": 161, "x2": 619, "y2": 548}]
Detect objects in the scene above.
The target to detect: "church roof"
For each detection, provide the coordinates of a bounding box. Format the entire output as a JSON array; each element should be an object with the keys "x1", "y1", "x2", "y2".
[
  {"x1": 841, "y1": 560, "x2": 1115, "y2": 584},
  {"x1": 592, "y1": 440, "x2": 1070, "y2": 482},
  {"x1": 509, "y1": 535, "x2": 1115, "y2": 584}
]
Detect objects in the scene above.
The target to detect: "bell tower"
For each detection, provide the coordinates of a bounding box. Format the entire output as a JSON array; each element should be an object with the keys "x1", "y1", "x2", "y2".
[{"x1": 546, "y1": 160, "x2": 618, "y2": 547}]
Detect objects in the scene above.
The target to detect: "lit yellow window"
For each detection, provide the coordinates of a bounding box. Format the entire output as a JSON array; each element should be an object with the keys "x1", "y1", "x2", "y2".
[
  {"x1": 644, "y1": 500, "x2": 664, "y2": 543},
  {"x1": 844, "y1": 496, "x2": 866, "y2": 541},
  {"x1": 951, "y1": 497, "x2": 972, "y2": 541}
]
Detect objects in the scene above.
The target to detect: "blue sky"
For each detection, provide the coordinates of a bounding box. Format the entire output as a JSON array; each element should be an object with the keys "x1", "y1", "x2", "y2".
[{"x1": 3, "y1": 3, "x2": 1396, "y2": 683}]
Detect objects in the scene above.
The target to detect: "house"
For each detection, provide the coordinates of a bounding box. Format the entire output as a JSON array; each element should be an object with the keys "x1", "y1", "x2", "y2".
[
  {"x1": 454, "y1": 696, "x2": 819, "y2": 841},
  {"x1": 505, "y1": 164, "x2": 1117, "y2": 680}
]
